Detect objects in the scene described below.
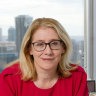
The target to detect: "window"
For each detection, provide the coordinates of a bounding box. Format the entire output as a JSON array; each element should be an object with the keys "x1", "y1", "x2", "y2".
[
  {"x1": 84, "y1": 0, "x2": 96, "y2": 81},
  {"x1": 0, "y1": 0, "x2": 84, "y2": 72}
]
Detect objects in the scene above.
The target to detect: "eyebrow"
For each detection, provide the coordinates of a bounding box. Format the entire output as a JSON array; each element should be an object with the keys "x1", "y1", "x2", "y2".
[{"x1": 32, "y1": 39, "x2": 61, "y2": 43}]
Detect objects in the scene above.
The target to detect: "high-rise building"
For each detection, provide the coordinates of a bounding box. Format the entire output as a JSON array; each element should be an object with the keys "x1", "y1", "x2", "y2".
[
  {"x1": 71, "y1": 38, "x2": 84, "y2": 68},
  {"x1": 0, "y1": 41, "x2": 17, "y2": 72},
  {"x1": 78, "y1": 40, "x2": 84, "y2": 67},
  {"x1": 0, "y1": 28, "x2": 2, "y2": 41},
  {"x1": 71, "y1": 39, "x2": 79, "y2": 63},
  {"x1": 8, "y1": 27, "x2": 16, "y2": 42},
  {"x1": 15, "y1": 15, "x2": 33, "y2": 56}
]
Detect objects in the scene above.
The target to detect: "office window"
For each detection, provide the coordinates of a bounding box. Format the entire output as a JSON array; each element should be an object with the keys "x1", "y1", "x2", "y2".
[{"x1": 0, "y1": 0, "x2": 84, "y2": 72}]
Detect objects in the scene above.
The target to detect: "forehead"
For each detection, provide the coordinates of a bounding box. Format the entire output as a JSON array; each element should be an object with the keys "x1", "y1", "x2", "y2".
[{"x1": 32, "y1": 27, "x2": 60, "y2": 41}]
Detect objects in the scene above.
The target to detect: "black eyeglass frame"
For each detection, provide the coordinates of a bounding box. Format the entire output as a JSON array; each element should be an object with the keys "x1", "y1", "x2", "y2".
[{"x1": 31, "y1": 40, "x2": 64, "y2": 52}]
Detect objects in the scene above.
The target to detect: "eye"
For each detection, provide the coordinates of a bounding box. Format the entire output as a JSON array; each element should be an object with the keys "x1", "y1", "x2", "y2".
[
  {"x1": 51, "y1": 41, "x2": 59, "y2": 46},
  {"x1": 35, "y1": 42, "x2": 44, "y2": 46}
]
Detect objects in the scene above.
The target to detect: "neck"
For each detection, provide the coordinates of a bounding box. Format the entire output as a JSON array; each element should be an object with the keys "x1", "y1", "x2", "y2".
[
  {"x1": 34, "y1": 65, "x2": 58, "y2": 89},
  {"x1": 34, "y1": 70, "x2": 58, "y2": 89},
  {"x1": 36, "y1": 67, "x2": 58, "y2": 81},
  {"x1": 38, "y1": 71, "x2": 57, "y2": 81}
]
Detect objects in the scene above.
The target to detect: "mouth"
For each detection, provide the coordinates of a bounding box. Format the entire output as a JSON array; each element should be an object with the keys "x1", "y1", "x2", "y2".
[{"x1": 41, "y1": 58, "x2": 54, "y2": 61}]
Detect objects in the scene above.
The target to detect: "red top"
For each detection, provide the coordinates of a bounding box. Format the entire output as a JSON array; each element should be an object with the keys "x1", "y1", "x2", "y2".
[{"x1": 0, "y1": 64, "x2": 89, "y2": 96}]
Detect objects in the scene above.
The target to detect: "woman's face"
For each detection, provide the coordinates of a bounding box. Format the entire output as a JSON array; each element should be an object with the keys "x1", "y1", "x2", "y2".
[{"x1": 30, "y1": 27, "x2": 64, "y2": 71}]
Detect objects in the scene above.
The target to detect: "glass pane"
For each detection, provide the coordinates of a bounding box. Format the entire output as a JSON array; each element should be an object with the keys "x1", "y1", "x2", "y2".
[{"x1": 0, "y1": 0, "x2": 84, "y2": 72}]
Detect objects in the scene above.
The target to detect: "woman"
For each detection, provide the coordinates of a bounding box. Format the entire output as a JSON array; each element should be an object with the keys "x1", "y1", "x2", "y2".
[{"x1": 0, "y1": 18, "x2": 89, "y2": 96}]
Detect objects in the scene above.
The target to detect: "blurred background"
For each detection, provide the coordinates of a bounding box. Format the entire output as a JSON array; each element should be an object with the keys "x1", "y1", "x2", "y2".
[{"x1": 0, "y1": 0, "x2": 96, "y2": 94}]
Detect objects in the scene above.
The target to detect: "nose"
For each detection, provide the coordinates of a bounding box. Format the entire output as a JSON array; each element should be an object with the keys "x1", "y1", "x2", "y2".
[{"x1": 43, "y1": 44, "x2": 53, "y2": 55}]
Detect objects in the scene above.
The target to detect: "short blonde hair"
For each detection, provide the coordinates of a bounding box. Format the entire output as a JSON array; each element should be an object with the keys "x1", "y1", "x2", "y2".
[{"x1": 19, "y1": 18, "x2": 77, "y2": 81}]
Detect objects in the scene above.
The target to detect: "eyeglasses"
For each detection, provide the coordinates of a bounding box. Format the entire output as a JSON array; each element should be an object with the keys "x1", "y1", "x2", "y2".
[{"x1": 31, "y1": 40, "x2": 63, "y2": 52}]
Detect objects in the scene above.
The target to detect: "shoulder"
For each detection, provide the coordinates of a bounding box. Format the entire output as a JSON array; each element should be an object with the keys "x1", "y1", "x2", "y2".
[
  {"x1": 70, "y1": 64, "x2": 86, "y2": 73},
  {"x1": 77, "y1": 65, "x2": 86, "y2": 73},
  {"x1": 0, "y1": 63, "x2": 21, "y2": 87},
  {"x1": 69, "y1": 65, "x2": 88, "y2": 95},
  {"x1": 0, "y1": 63, "x2": 21, "y2": 78},
  {"x1": 0, "y1": 63, "x2": 21, "y2": 95},
  {"x1": 70, "y1": 64, "x2": 87, "y2": 82}
]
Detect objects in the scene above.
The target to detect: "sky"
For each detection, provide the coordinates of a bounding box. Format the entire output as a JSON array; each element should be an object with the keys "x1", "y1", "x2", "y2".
[{"x1": 0, "y1": 0, "x2": 84, "y2": 36}]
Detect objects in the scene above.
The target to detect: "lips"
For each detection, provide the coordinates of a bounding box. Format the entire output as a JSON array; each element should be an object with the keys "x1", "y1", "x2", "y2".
[{"x1": 41, "y1": 58, "x2": 54, "y2": 61}]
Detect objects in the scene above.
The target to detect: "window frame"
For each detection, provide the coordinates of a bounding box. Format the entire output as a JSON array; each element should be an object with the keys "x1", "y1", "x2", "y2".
[{"x1": 84, "y1": 0, "x2": 94, "y2": 80}]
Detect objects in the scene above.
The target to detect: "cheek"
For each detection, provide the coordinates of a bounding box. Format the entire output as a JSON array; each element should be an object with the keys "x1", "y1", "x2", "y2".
[
  {"x1": 53, "y1": 51, "x2": 62, "y2": 60},
  {"x1": 29, "y1": 46, "x2": 42, "y2": 56},
  {"x1": 55, "y1": 49, "x2": 64, "y2": 56},
  {"x1": 32, "y1": 51, "x2": 43, "y2": 59}
]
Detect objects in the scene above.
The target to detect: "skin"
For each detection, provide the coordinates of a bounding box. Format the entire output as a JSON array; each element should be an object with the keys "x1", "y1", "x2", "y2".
[{"x1": 30, "y1": 27, "x2": 64, "y2": 89}]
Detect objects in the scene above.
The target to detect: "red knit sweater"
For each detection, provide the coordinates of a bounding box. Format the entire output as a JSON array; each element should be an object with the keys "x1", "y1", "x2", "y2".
[{"x1": 0, "y1": 64, "x2": 89, "y2": 96}]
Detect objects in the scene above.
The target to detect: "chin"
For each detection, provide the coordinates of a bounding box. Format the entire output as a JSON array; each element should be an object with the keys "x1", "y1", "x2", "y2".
[{"x1": 41, "y1": 63, "x2": 57, "y2": 70}]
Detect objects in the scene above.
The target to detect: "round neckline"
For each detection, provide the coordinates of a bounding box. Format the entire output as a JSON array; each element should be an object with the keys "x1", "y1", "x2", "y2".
[{"x1": 32, "y1": 78, "x2": 59, "y2": 91}]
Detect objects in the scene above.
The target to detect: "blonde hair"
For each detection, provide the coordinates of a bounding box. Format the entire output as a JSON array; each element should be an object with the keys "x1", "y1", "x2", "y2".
[{"x1": 17, "y1": 18, "x2": 77, "y2": 81}]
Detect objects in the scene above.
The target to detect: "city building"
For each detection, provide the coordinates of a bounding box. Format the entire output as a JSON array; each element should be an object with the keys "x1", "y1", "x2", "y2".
[
  {"x1": 0, "y1": 28, "x2": 2, "y2": 41},
  {"x1": 15, "y1": 15, "x2": 33, "y2": 56},
  {"x1": 70, "y1": 38, "x2": 84, "y2": 68},
  {"x1": 0, "y1": 41, "x2": 16, "y2": 52},
  {"x1": 8, "y1": 27, "x2": 16, "y2": 42},
  {"x1": 0, "y1": 41, "x2": 18, "y2": 72},
  {"x1": 78, "y1": 40, "x2": 84, "y2": 68},
  {"x1": 71, "y1": 39, "x2": 79, "y2": 63}
]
